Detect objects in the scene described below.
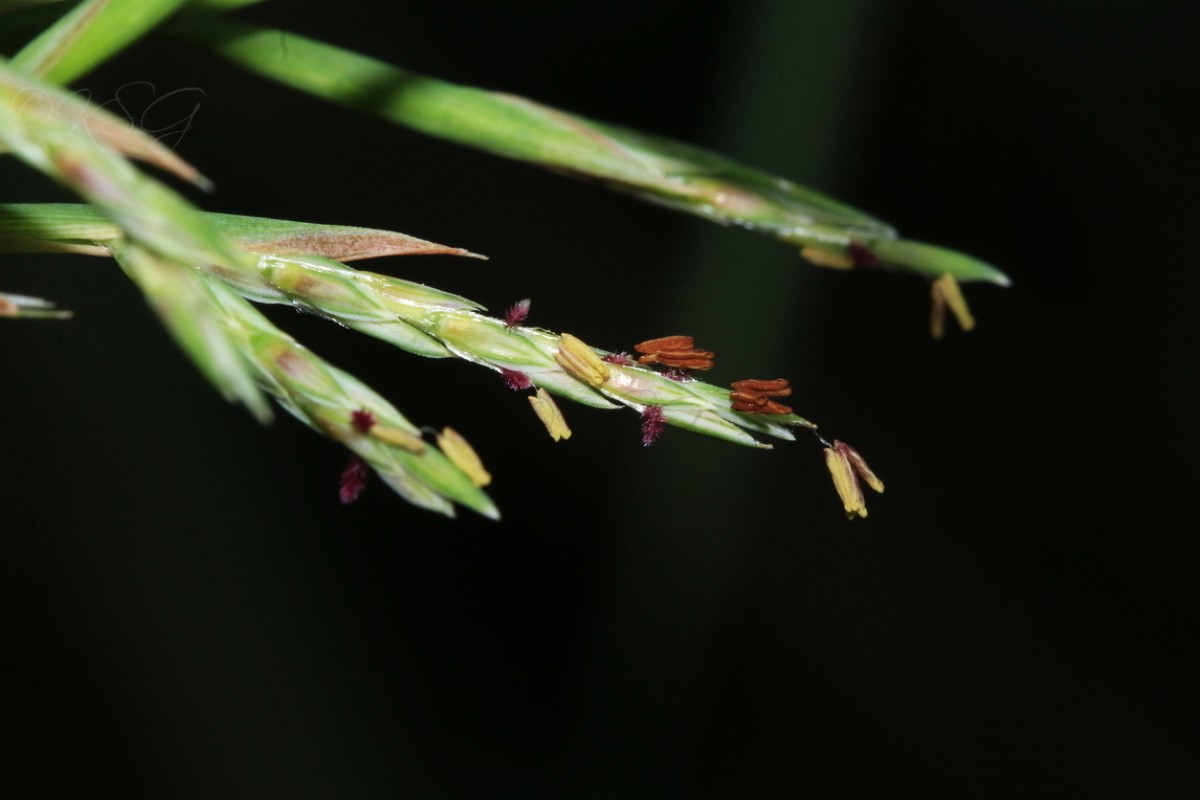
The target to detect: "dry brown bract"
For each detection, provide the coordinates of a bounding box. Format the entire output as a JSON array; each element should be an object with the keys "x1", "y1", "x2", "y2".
[{"x1": 730, "y1": 378, "x2": 793, "y2": 415}]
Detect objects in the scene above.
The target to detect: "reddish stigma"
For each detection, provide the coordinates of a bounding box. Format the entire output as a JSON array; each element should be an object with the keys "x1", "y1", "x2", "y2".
[
  {"x1": 350, "y1": 409, "x2": 377, "y2": 433},
  {"x1": 602, "y1": 352, "x2": 635, "y2": 365},
  {"x1": 640, "y1": 405, "x2": 666, "y2": 446},
  {"x1": 504, "y1": 298, "x2": 531, "y2": 328},
  {"x1": 501, "y1": 368, "x2": 533, "y2": 391},
  {"x1": 339, "y1": 457, "x2": 369, "y2": 504},
  {"x1": 662, "y1": 368, "x2": 690, "y2": 382},
  {"x1": 848, "y1": 242, "x2": 881, "y2": 269}
]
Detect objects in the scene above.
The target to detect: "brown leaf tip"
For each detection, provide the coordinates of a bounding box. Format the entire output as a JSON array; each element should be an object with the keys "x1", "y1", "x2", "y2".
[{"x1": 244, "y1": 231, "x2": 477, "y2": 262}]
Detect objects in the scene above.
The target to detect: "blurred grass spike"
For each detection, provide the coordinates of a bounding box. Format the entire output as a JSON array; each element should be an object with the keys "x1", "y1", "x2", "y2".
[
  {"x1": 0, "y1": 58, "x2": 210, "y2": 188},
  {"x1": 0, "y1": 289, "x2": 71, "y2": 318},
  {"x1": 172, "y1": 17, "x2": 1010, "y2": 289},
  {"x1": 0, "y1": 10, "x2": 927, "y2": 518},
  {"x1": 111, "y1": 240, "x2": 271, "y2": 421},
  {"x1": 0, "y1": 58, "x2": 271, "y2": 417},
  {"x1": 0, "y1": 61, "x2": 233, "y2": 276}
]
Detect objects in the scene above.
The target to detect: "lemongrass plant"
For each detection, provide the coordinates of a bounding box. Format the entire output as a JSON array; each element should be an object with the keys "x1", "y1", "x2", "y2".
[{"x1": 0, "y1": 0, "x2": 1007, "y2": 520}]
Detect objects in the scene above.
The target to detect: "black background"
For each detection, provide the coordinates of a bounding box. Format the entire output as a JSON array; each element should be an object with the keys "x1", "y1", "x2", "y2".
[{"x1": 3, "y1": 1, "x2": 1198, "y2": 797}]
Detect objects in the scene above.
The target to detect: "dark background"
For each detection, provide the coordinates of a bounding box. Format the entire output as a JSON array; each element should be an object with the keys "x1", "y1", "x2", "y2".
[{"x1": 4, "y1": 0, "x2": 1198, "y2": 796}]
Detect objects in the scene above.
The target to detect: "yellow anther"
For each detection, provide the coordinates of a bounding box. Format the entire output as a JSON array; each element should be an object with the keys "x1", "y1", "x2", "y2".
[{"x1": 528, "y1": 388, "x2": 572, "y2": 441}]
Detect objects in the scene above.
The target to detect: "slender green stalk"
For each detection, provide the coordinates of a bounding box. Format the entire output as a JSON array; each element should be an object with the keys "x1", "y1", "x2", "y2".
[{"x1": 172, "y1": 16, "x2": 1009, "y2": 287}]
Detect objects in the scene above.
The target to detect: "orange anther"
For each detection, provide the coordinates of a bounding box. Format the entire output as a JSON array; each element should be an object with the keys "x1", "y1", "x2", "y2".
[
  {"x1": 633, "y1": 335, "x2": 714, "y2": 371},
  {"x1": 729, "y1": 378, "x2": 793, "y2": 415}
]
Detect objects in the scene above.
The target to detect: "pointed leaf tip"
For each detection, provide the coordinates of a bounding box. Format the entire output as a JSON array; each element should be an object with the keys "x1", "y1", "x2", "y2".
[{"x1": 872, "y1": 238, "x2": 1010, "y2": 287}]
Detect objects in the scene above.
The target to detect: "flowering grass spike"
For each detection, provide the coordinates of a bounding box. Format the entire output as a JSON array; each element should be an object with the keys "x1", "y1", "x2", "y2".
[{"x1": 0, "y1": 4, "x2": 1004, "y2": 521}]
